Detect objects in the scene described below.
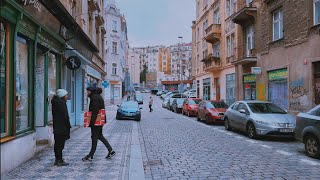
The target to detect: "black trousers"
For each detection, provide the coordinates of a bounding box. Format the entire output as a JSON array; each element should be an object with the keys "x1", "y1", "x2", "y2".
[
  {"x1": 149, "y1": 105, "x2": 153, "y2": 112},
  {"x1": 88, "y1": 126, "x2": 112, "y2": 156},
  {"x1": 54, "y1": 134, "x2": 66, "y2": 161}
]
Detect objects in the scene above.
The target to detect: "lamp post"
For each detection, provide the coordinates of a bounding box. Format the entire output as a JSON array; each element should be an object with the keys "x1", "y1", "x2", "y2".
[{"x1": 178, "y1": 36, "x2": 183, "y2": 93}]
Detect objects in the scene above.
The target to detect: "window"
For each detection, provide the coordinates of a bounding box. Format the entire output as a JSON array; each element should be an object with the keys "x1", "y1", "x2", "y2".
[
  {"x1": 315, "y1": 0, "x2": 320, "y2": 25},
  {"x1": 0, "y1": 22, "x2": 7, "y2": 135},
  {"x1": 112, "y1": 20, "x2": 117, "y2": 32},
  {"x1": 226, "y1": 0, "x2": 234, "y2": 17},
  {"x1": 238, "y1": 103, "x2": 249, "y2": 113},
  {"x1": 214, "y1": 9, "x2": 220, "y2": 24},
  {"x1": 16, "y1": 36, "x2": 30, "y2": 132},
  {"x1": 48, "y1": 53, "x2": 57, "y2": 121},
  {"x1": 226, "y1": 34, "x2": 235, "y2": 58},
  {"x1": 203, "y1": 19, "x2": 208, "y2": 36},
  {"x1": 112, "y1": 41, "x2": 117, "y2": 54},
  {"x1": 213, "y1": 43, "x2": 220, "y2": 57},
  {"x1": 246, "y1": 25, "x2": 254, "y2": 56},
  {"x1": 232, "y1": 102, "x2": 239, "y2": 110},
  {"x1": 273, "y1": 9, "x2": 283, "y2": 41},
  {"x1": 112, "y1": 63, "x2": 117, "y2": 75}
]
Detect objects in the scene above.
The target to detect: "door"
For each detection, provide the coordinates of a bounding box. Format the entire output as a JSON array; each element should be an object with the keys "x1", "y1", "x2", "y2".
[
  {"x1": 235, "y1": 103, "x2": 250, "y2": 131},
  {"x1": 246, "y1": 26, "x2": 254, "y2": 57},
  {"x1": 228, "y1": 102, "x2": 239, "y2": 127},
  {"x1": 214, "y1": 78, "x2": 220, "y2": 100},
  {"x1": 314, "y1": 61, "x2": 320, "y2": 105},
  {"x1": 198, "y1": 102, "x2": 204, "y2": 119},
  {"x1": 111, "y1": 84, "x2": 115, "y2": 104}
]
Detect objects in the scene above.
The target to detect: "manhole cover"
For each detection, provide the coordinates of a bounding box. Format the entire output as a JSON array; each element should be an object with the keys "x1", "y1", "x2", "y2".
[{"x1": 144, "y1": 160, "x2": 162, "y2": 167}]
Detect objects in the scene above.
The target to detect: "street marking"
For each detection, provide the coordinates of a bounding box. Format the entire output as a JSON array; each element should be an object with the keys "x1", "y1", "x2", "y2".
[
  {"x1": 260, "y1": 144, "x2": 273, "y2": 149},
  {"x1": 246, "y1": 140, "x2": 259, "y2": 144},
  {"x1": 300, "y1": 159, "x2": 320, "y2": 166},
  {"x1": 276, "y1": 150, "x2": 292, "y2": 156}
]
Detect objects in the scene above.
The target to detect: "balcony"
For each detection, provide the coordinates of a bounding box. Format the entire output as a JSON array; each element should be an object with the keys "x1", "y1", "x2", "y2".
[
  {"x1": 204, "y1": 24, "x2": 221, "y2": 44},
  {"x1": 231, "y1": 0, "x2": 257, "y2": 25},
  {"x1": 95, "y1": 14, "x2": 104, "y2": 26},
  {"x1": 88, "y1": 0, "x2": 100, "y2": 12},
  {"x1": 232, "y1": 45, "x2": 257, "y2": 65},
  {"x1": 201, "y1": 54, "x2": 222, "y2": 72}
]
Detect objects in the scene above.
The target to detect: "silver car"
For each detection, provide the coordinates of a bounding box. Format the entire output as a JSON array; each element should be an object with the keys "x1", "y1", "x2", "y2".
[{"x1": 224, "y1": 101, "x2": 295, "y2": 139}]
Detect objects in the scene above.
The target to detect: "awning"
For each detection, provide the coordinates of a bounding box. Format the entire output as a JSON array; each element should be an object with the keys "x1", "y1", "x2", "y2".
[{"x1": 64, "y1": 44, "x2": 92, "y2": 65}]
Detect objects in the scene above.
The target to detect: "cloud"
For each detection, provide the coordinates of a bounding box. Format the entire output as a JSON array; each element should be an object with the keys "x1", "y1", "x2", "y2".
[{"x1": 115, "y1": 0, "x2": 195, "y2": 47}]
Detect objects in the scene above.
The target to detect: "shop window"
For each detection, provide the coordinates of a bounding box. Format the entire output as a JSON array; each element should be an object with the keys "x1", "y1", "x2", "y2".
[
  {"x1": 48, "y1": 53, "x2": 57, "y2": 122},
  {"x1": 315, "y1": 0, "x2": 320, "y2": 25},
  {"x1": 35, "y1": 47, "x2": 45, "y2": 126},
  {"x1": 16, "y1": 36, "x2": 30, "y2": 132},
  {"x1": 226, "y1": 74, "x2": 235, "y2": 106},
  {"x1": 0, "y1": 22, "x2": 7, "y2": 135}
]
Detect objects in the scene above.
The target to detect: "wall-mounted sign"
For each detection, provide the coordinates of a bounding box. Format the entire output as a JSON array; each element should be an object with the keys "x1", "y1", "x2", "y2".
[
  {"x1": 268, "y1": 68, "x2": 288, "y2": 81},
  {"x1": 102, "y1": 80, "x2": 109, "y2": 88},
  {"x1": 251, "y1": 67, "x2": 261, "y2": 74},
  {"x1": 243, "y1": 74, "x2": 256, "y2": 83},
  {"x1": 86, "y1": 66, "x2": 101, "y2": 79},
  {"x1": 66, "y1": 56, "x2": 81, "y2": 70}
]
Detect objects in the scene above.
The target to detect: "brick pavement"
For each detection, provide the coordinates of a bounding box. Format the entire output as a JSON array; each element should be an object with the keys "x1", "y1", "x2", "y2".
[
  {"x1": 138, "y1": 95, "x2": 320, "y2": 180},
  {"x1": 2, "y1": 107, "x2": 133, "y2": 180}
]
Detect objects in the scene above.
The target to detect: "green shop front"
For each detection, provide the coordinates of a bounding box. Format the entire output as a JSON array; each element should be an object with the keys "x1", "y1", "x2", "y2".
[
  {"x1": 0, "y1": 0, "x2": 67, "y2": 174},
  {"x1": 243, "y1": 74, "x2": 256, "y2": 100},
  {"x1": 268, "y1": 68, "x2": 289, "y2": 110}
]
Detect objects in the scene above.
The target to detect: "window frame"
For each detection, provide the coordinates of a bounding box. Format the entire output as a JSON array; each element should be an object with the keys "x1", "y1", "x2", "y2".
[
  {"x1": 273, "y1": 9, "x2": 283, "y2": 41},
  {"x1": 112, "y1": 63, "x2": 117, "y2": 75},
  {"x1": 112, "y1": 20, "x2": 117, "y2": 32},
  {"x1": 314, "y1": 0, "x2": 320, "y2": 25},
  {"x1": 112, "y1": 41, "x2": 117, "y2": 54}
]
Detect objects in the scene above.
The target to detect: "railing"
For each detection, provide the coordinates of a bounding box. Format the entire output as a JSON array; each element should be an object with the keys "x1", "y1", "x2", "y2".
[
  {"x1": 203, "y1": 54, "x2": 221, "y2": 70},
  {"x1": 234, "y1": 45, "x2": 257, "y2": 62},
  {"x1": 234, "y1": 0, "x2": 255, "y2": 13},
  {"x1": 205, "y1": 24, "x2": 222, "y2": 36}
]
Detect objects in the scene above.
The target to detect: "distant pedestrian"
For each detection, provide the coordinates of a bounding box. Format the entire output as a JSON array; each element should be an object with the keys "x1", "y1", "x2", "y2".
[
  {"x1": 149, "y1": 96, "x2": 153, "y2": 112},
  {"x1": 82, "y1": 87, "x2": 116, "y2": 161},
  {"x1": 51, "y1": 89, "x2": 71, "y2": 166}
]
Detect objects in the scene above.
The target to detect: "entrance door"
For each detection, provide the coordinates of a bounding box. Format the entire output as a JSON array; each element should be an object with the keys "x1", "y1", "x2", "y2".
[
  {"x1": 111, "y1": 84, "x2": 115, "y2": 104},
  {"x1": 214, "y1": 78, "x2": 220, "y2": 100},
  {"x1": 314, "y1": 61, "x2": 320, "y2": 104}
]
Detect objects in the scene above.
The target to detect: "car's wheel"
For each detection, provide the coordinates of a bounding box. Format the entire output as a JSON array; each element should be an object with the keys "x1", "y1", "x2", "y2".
[
  {"x1": 304, "y1": 135, "x2": 320, "y2": 159},
  {"x1": 182, "y1": 110, "x2": 185, "y2": 115},
  {"x1": 205, "y1": 115, "x2": 210, "y2": 124},
  {"x1": 187, "y1": 110, "x2": 191, "y2": 117},
  {"x1": 224, "y1": 117, "x2": 232, "y2": 131},
  {"x1": 116, "y1": 114, "x2": 120, "y2": 120},
  {"x1": 136, "y1": 116, "x2": 141, "y2": 122},
  {"x1": 197, "y1": 114, "x2": 201, "y2": 121},
  {"x1": 247, "y1": 122, "x2": 257, "y2": 139}
]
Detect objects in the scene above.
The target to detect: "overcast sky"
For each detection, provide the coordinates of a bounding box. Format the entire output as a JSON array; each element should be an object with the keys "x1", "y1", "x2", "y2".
[{"x1": 115, "y1": 0, "x2": 195, "y2": 48}]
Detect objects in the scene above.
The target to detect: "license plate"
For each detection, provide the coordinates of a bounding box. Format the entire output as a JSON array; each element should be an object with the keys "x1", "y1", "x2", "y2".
[
  {"x1": 280, "y1": 129, "x2": 294, "y2": 132},
  {"x1": 126, "y1": 113, "x2": 133, "y2": 116}
]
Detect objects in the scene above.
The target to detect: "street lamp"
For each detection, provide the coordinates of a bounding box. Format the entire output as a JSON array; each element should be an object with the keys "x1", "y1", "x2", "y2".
[{"x1": 178, "y1": 36, "x2": 183, "y2": 93}]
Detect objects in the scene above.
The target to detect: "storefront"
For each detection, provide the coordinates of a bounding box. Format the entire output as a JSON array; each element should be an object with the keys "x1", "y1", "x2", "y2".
[
  {"x1": 243, "y1": 74, "x2": 256, "y2": 100},
  {"x1": 1, "y1": 0, "x2": 65, "y2": 174},
  {"x1": 314, "y1": 61, "x2": 320, "y2": 105},
  {"x1": 268, "y1": 68, "x2": 289, "y2": 110}
]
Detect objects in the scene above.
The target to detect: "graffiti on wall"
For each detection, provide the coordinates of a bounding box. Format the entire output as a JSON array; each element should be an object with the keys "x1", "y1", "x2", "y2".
[
  {"x1": 289, "y1": 77, "x2": 309, "y2": 112},
  {"x1": 256, "y1": 83, "x2": 266, "y2": 101}
]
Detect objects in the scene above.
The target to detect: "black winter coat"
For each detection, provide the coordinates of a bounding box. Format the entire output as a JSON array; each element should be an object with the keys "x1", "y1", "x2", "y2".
[
  {"x1": 88, "y1": 88, "x2": 105, "y2": 127},
  {"x1": 51, "y1": 96, "x2": 71, "y2": 137}
]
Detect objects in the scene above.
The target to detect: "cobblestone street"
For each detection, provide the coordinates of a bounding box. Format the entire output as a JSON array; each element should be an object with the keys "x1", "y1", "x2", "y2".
[{"x1": 3, "y1": 95, "x2": 320, "y2": 180}]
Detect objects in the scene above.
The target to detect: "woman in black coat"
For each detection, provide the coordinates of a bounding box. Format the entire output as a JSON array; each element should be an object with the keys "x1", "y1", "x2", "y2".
[{"x1": 51, "y1": 89, "x2": 71, "y2": 166}]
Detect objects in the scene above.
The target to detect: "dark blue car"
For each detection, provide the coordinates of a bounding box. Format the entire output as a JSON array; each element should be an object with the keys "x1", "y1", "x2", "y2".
[{"x1": 116, "y1": 101, "x2": 142, "y2": 121}]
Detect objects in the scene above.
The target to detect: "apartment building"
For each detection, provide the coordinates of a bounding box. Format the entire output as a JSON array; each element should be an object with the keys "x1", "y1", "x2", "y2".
[
  {"x1": 169, "y1": 43, "x2": 192, "y2": 81},
  {"x1": 1, "y1": 0, "x2": 106, "y2": 173},
  {"x1": 192, "y1": 0, "x2": 236, "y2": 105},
  {"x1": 104, "y1": 2, "x2": 128, "y2": 104},
  {"x1": 231, "y1": 0, "x2": 320, "y2": 111}
]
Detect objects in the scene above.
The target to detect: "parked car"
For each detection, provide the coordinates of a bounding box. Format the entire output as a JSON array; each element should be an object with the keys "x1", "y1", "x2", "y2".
[
  {"x1": 135, "y1": 91, "x2": 141, "y2": 95},
  {"x1": 172, "y1": 98, "x2": 185, "y2": 113},
  {"x1": 162, "y1": 98, "x2": 170, "y2": 108},
  {"x1": 295, "y1": 105, "x2": 320, "y2": 159},
  {"x1": 167, "y1": 94, "x2": 187, "y2": 110},
  {"x1": 116, "y1": 101, "x2": 142, "y2": 121},
  {"x1": 141, "y1": 89, "x2": 149, "y2": 93},
  {"x1": 182, "y1": 98, "x2": 202, "y2": 117},
  {"x1": 161, "y1": 91, "x2": 179, "y2": 99},
  {"x1": 183, "y1": 89, "x2": 197, "y2": 98},
  {"x1": 135, "y1": 94, "x2": 144, "y2": 104},
  {"x1": 197, "y1": 100, "x2": 228, "y2": 124},
  {"x1": 156, "y1": 90, "x2": 163, "y2": 96},
  {"x1": 224, "y1": 101, "x2": 295, "y2": 139}
]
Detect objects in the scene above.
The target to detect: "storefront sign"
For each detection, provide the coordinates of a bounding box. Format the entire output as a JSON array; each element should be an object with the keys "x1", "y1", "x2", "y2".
[
  {"x1": 102, "y1": 80, "x2": 109, "y2": 88},
  {"x1": 86, "y1": 66, "x2": 101, "y2": 79},
  {"x1": 243, "y1": 74, "x2": 256, "y2": 83},
  {"x1": 66, "y1": 56, "x2": 81, "y2": 70},
  {"x1": 251, "y1": 67, "x2": 261, "y2": 74},
  {"x1": 268, "y1": 69, "x2": 288, "y2": 81}
]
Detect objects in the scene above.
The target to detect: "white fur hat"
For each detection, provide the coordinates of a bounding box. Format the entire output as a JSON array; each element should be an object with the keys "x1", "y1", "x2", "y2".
[{"x1": 56, "y1": 89, "x2": 68, "y2": 98}]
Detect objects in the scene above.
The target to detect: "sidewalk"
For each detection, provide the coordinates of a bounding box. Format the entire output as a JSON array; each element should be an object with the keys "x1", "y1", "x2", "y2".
[{"x1": 1, "y1": 109, "x2": 145, "y2": 180}]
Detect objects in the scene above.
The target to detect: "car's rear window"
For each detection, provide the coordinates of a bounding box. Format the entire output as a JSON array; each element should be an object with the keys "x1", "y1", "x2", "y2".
[
  {"x1": 208, "y1": 102, "x2": 229, "y2": 108},
  {"x1": 189, "y1": 99, "x2": 201, "y2": 105}
]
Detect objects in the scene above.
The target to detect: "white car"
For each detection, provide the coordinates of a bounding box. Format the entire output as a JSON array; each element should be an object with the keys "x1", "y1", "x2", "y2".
[{"x1": 184, "y1": 89, "x2": 197, "y2": 98}]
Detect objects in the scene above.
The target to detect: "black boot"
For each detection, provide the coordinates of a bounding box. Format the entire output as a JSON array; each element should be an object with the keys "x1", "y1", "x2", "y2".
[
  {"x1": 82, "y1": 155, "x2": 93, "y2": 161},
  {"x1": 106, "y1": 151, "x2": 116, "y2": 159},
  {"x1": 56, "y1": 159, "x2": 69, "y2": 166}
]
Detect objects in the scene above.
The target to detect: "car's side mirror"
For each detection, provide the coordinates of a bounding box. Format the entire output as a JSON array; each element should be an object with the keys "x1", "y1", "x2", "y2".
[{"x1": 239, "y1": 109, "x2": 248, "y2": 115}]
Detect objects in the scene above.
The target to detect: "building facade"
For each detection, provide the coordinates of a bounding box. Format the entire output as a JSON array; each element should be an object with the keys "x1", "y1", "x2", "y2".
[
  {"x1": 192, "y1": 0, "x2": 236, "y2": 105},
  {"x1": 231, "y1": 0, "x2": 320, "y2": 112},
  {"x1": 104, "y1": 2, "x2": 128, "y2": 104},
  {"x1": 1, "y1": 0, "x2": 106, "y2": 174},
  {"x1": 169, "y1": 43, "x2": 192, "y2": 81}
]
